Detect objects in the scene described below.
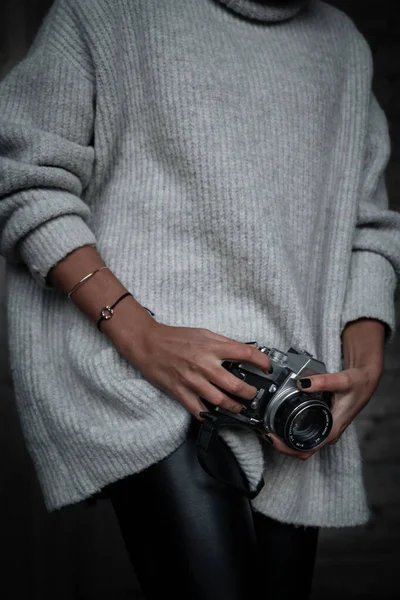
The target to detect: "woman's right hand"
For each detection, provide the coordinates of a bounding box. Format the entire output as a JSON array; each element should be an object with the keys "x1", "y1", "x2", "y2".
[
  {"x1": 113, "y1": 320, "x2": 271, "y2": 419},
  {"x1": 46, "y1": 245, "x2": 270, "y2": 418}
]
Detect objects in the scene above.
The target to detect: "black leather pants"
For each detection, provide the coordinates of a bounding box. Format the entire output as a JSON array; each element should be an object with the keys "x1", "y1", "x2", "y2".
[{"x1": 100, "y1": 420, "x2": 319, "y2": 600}]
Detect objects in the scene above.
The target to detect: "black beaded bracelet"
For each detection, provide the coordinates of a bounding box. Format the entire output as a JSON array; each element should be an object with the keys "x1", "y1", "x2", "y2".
[{"x1": 96, "y1": 292, "x2": 155, "y2": 331}]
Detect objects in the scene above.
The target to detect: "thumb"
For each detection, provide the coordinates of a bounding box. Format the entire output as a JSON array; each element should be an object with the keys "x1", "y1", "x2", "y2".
[{"x1": 297, "y1": 371, "x2": 354, "y2": 394}]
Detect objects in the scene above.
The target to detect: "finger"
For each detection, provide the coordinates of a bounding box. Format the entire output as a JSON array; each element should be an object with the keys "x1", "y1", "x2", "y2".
[
  {"x1": 173, "y1": 386, "x2": 209, "y2": 420},
  {"x1": 202, "y1": 329, "x2": 256, "y2": 346},
  {"x1": 213, "y1": 340, "x2": 271, "y2": 374},
  {"x1": 206, "y1": 364, "x2": 259, "y2": 402},
  {"x1": 297, "y1": 369, "x2": 358, "y2": 394},
  {"x1": 265, "y1": 433, "x2": 316, "y2": 461},
  {"x1": 190, "y1": 378, "x2": 246, "y2": 414},
  {"x1": 200, "y1": 331, "x2": 270, "y2": 373}
]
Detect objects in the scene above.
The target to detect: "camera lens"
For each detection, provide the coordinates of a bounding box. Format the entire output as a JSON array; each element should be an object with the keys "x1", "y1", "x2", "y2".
[
  {"x1": 291, "y1": 407, "x2": 325, "y2": 443},
  {"x1": 273, "y1": 392, "x2": 332, "y2": 451}
]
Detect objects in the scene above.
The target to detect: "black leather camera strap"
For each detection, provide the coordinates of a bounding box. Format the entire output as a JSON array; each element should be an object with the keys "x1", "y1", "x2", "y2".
[{"x1": 196, "y1": 411, "x2": 265, "y2": 500}]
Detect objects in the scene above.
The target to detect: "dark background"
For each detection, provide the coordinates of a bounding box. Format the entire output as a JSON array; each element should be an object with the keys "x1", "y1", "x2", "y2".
[{"x1": 1, "y1": 1, "x2": 399, "y2": 598}]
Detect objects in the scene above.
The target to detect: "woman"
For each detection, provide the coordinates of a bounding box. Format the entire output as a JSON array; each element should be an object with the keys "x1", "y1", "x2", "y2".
[{"x1": 1, "y1": 0, "x2": 399, "y2": 598}]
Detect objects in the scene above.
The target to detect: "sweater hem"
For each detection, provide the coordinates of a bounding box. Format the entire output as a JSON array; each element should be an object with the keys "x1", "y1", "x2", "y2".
[
  {"x1": 36, "y1": 427, "x2": 190, "y2": 512},
  {"x1": 251, "y1": 504, "x2": 371, "y2": 529}
]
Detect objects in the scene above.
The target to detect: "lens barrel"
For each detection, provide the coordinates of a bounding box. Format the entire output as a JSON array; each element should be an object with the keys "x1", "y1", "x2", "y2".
[{"x1": 274, "y1": 392, "x2": 332, "y2": 450}]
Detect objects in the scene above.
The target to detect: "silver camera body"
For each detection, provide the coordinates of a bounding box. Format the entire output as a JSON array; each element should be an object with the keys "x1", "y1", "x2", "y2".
[{"x1": 213, "y1": 344, "x2": 333, "y2": 451}]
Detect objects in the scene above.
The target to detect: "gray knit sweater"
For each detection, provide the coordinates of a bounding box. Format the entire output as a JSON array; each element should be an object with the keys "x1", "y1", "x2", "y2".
[{"x1": 1, "y1": 0, "x2": 399, "y2": 527}]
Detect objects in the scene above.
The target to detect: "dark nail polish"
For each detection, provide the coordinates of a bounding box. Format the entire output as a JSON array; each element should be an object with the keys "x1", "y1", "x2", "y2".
[{"x1": 299, "y1": 378, "x2": 312, "y2": 389}]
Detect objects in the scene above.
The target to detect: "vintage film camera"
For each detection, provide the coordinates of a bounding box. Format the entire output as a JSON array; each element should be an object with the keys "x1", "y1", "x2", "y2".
[{"x1": 201, "y1": 344, "x2": 333, "y2": 451}]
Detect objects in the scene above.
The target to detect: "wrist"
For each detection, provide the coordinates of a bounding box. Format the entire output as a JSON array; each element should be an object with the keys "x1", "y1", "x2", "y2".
[
  {"x1": 341, "y1": 318, "x2": 385, "y2": 373},
  {"x1": 68, "y1": 266, "x2": 129, "y2": 324},
  {"x1": 104, "y1": 298, "x2": 158, "y2": 358}
]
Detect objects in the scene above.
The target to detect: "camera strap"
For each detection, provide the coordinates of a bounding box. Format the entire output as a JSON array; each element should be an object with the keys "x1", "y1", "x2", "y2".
[{"x1": 196, "y1": 411, "x2": 265, "y2": 500}]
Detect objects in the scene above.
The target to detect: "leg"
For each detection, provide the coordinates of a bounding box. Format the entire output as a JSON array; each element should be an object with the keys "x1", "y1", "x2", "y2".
[
  {"x1": 103, "y1": 420, "x2": 259, "y2": 600},
  {"x1": 253, "y1": 510, "x2": 319, "y2": 600}
]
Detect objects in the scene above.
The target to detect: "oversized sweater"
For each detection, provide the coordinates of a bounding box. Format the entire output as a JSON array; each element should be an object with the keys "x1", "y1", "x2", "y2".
[{"x1": 1, "y1": 0, "x2": 400, "y2": 527}]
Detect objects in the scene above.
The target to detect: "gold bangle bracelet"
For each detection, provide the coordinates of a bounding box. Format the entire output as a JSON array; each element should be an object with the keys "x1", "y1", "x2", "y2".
[{"x1": 67, "y1": 266, "x2": 109, "y2": 299}]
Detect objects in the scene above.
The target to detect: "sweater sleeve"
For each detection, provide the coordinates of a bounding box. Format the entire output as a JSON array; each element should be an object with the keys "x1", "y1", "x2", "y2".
[
  {"x1": 341, "y1": 93, "x2": 400, "y2": 343},
  {"x1": 0, "y1": 0, "x2": 97, "y2": 290}
]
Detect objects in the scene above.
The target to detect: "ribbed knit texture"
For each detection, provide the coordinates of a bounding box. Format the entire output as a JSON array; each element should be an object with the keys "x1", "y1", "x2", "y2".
[
  {"x1": 217, "y1": 0, "x2": 308, "y2": 21},
  {"x1": 1, "y1": 0, "x2": 400, "y2": 526}
]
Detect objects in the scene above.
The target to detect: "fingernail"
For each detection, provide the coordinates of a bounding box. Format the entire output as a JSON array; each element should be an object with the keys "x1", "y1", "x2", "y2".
[{"x1": 299, "y1": 378, "x2": 312, "y2": 389}]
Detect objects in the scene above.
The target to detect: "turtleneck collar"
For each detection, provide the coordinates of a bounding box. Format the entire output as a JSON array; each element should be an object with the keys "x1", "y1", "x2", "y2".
[{"x1": 216, "y1": 0, "x2": 310, "y2": 22}]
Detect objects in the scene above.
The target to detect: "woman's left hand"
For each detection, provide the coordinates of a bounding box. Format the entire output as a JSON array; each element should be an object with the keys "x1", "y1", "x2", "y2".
[{"x1": 265, "y1": 363, "x2": 383, "y2": 459}]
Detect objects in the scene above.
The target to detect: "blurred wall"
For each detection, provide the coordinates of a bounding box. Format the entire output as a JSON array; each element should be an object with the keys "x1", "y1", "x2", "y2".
[{"x1": 1, "y1": 2, "x2": 399, "y2": 599}]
